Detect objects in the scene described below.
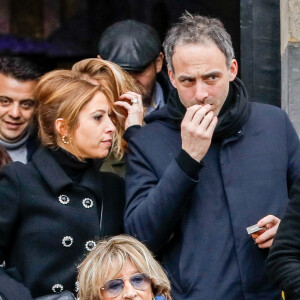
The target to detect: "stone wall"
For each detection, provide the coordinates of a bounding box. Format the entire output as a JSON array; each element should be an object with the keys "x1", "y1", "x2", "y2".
[{"x1": 281, "y1": 0, "x2": 300, "y2": 136}]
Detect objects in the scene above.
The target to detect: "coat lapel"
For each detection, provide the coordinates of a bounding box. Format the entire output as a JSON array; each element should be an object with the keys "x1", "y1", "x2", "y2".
[{"x1": 32, "y1": 147, "x2": 73, "y2": 194}]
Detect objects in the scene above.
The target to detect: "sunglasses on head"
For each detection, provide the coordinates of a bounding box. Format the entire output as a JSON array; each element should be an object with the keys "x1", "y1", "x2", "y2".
[{"x1": 101, "y1": 273, "x2": 151, "y2": 298}]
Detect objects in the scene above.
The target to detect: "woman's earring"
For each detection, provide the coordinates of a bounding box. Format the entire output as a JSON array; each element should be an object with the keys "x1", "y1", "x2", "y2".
[{"x1": 62, "y1": 135, "x2": 71, "y2": 144}]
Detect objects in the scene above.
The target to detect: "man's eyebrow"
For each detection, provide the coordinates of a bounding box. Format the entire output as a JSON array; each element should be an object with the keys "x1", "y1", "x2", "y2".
[
  {"x1": 0, "y1": 95, "x2": 12, "y2": 100},
  {"x1": 202, "y1": 71, "x2": 222, "y2": 78},
  {"x1": 20, "y1": 98, "x2": 36, "y2": 102},
  {"x1": 0, "y1": 96, "x2": 35, "y2": 102},
  {"x1": 178, "y1": 74, "x2": 195, "y2": 81}
]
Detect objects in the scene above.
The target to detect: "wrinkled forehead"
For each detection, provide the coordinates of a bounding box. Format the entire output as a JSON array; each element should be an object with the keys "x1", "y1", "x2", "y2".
[
  {"x1": 172, "y1": 40, "x2": 220, "y2": 60},
  {"x1": 175, "y1": 37, "x2": 213, "y2": 48}
]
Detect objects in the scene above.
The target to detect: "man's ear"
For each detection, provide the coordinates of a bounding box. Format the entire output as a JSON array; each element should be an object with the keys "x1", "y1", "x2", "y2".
[
  {"x1": 155, "y1": 52, "x2": 164, "y2": 73},
  {"x1": 168, "y1": 69, "x2": 177, "y2": 89},
  {"x1": 55, "y1": 118, "x2": 69, "y2": 137},
  {"x1": 229, "y1": 59, "x2": 238, "y2": 81}
]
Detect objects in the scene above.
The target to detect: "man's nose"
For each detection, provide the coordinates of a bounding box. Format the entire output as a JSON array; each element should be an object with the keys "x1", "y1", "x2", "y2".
[
  {"x1": 122, "y1": 280, "x2": 138, "y2": 298},
  {"x1": 129, "y1": 73, "x2": 141, "y2": 85},
  {"x1": 9, "y1": 103, "x2": 21, "y2": 118},
  {"x1": 194, "y1": 82, "x2": 209, "y2": 102}
]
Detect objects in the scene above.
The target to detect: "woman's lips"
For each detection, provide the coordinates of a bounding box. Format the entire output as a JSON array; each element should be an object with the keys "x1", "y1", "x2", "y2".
[{"x1": 101, "y1": 139, "x2": 112, "y2": 146}]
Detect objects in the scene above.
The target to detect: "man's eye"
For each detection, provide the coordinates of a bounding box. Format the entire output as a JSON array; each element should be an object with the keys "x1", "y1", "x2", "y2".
[
  {"x1": 21, "y1": 100, "x2": 35, "y2": 109},
  {"x1": 181, "y1": 78, "x2": 194, "y2": 84},
  {"x1": 0, "y1": 98, "x2": 11, "y2": 106},
  {"x1": 207, "y1": 75, "x2": 218, "y2": 81}
]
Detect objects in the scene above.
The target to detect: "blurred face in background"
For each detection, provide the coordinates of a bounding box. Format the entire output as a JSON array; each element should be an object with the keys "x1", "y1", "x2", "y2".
[
  {"x1": 0, "y1": 74, "x2": 36, "y2": 143},
  {"x1": 128, "y1": 53, "x2": 164, "y2": 107}
]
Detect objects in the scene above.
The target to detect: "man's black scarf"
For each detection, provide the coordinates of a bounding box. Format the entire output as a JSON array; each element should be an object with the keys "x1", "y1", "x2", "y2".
[{"x1": 167, "y1": 77, "x2": 251, "y2": 140}]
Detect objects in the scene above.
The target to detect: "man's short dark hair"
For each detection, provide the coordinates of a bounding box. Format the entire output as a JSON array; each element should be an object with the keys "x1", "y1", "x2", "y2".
[
  {"x1": 163, "y1": 12, "x2": 235, "y2": 72},
  {"x1": 0, "y1": 56, "x2": 42, "y2": 81}
]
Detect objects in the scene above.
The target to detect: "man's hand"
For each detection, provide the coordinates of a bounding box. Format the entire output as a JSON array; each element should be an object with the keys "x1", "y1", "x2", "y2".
[
  {"x1": 181, "y1": 104, "x2": 218, "y2": 162},
  {"x1": 253, "y1": 215, "x2": 281, "y2": 248}
]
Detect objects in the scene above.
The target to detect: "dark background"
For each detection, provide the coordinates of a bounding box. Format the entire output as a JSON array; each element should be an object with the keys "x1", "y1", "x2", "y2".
[{"x1": 0, "y1": 0, "x2": 280, "y2": 107}]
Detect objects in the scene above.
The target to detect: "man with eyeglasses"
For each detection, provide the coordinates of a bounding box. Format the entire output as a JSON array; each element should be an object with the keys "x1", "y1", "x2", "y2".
[
  {"x1": 125, "y1": 12, "x2": 300, "y2": 300},
  {"x1": 0, "y1": 56, "x2": 42, "y2": 163}
]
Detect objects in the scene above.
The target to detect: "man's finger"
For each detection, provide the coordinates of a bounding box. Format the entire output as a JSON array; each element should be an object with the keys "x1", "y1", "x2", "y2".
[
  {"x1": 255, "y1": 227, "x2": 277, "y2": 244},
  {"x1": 190, "y1": 105, "x2": 213, "y2": 125},
  {"x1": 182, "y1": 104, "x2": 205, "y2": 123},
  {"x1": 196, "y1": 111, "x2": 215, "y2": 131},
  {"x1": 257, "y1": 214, "x2": 280, "y2": 227},
  {"x1": 206, "y1": 116, "x2": 218, "y2": 136},
  {"x1": 257, "y1": 239, "x2": 273, "y2": 249}
]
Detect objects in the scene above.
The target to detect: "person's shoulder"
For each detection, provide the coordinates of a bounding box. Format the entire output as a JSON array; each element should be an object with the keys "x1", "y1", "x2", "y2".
[
  {"x1": 137, "y1": 106, "x2": 176, "y2": 135},
  {"x1": 251, "y1": 102, "x2": 286, "y2": 116},
  {"x1": 130, "y1": 119, "x2": 172, "y2": 147},
  {"x1": 247, "y1": 102, "x2": 294, "y2": 136},
  {"x1": 0, "y1": 160, "x2": 34, "y2": 182},
  {"x1": 1, "y1": 160, "x2": 30, "y2": 173},
  {"x1": 249, "y1": 102, "x2": 288, "y2": 123},
  {"x1": 154, "y1": 296, "x2": 168, "y2": 300}
]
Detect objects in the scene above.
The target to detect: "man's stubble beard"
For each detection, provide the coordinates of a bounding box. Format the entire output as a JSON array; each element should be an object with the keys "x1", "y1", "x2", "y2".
[
  {"x1": 142, "y1": 94, "x2": 152, "y2": 108},
  {"x1": 141, "y1": 80, "x2": 156, "y2": 108}
]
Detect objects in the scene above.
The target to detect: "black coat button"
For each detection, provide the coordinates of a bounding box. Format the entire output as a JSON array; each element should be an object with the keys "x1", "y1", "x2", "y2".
[
  {"x1": 62, "y1": 236, "x2": 73, "y2": 247},
  {"x1": 52, "y1": 283, "x2": 64, "y2": 293},
  {"x1": 82, "y1": 198, "x2": 93, "y2": 208},
  {"x1": 85, "y1": 240, "x2": 96, "y2": 251},
  {"x1": 58, "y1": 195, "x2": 70, "y2": 205}
]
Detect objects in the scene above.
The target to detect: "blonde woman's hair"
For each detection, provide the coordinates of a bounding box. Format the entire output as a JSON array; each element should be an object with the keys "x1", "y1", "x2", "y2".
[
  {"x1": 35, "y1": 69, "x2": 124, "y2": 161},
  {"x1": 72, "y1": 58, "x2": 141, "y2": 159},
  {"x1": 77, "y1": 235, "x2": 172, "y2": 300}
]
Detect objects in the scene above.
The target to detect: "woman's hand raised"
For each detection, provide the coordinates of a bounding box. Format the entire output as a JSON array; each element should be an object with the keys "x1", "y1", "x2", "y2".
[{"x1": 114, "y1": 92, "x2": 144, "y2": 130}]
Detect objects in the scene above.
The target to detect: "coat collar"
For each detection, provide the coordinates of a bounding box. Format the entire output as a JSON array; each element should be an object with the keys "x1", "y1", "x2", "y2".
[{"x1": 32, "y1": 146, "x2": 102, "y2": 195}]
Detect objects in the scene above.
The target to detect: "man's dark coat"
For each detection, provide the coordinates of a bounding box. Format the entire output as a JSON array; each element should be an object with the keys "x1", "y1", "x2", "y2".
[{"x1": 125, "y1": 98, "x2": 300, "y2": 299}]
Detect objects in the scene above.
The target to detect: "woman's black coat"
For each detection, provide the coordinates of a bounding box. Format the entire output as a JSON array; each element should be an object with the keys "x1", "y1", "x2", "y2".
[
  {"x1": 267, "y1": 177, "x2": 300, "y2": 299},
  {"x1": 0, "y1": 147, "x2": 125, "y2": 299}
]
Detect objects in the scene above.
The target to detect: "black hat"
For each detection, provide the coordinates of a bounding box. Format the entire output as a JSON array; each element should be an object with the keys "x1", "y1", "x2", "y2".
[{"x1": 98, "y1": 20, "x2": 161, "y2": 72}]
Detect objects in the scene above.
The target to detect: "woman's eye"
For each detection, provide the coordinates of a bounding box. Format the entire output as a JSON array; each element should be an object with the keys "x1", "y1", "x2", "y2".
[
  {"x1": 131, "y1": 277, "x2": 143, "y2": 284},
  {"x1": 93, "y1": 115, "x2": 102, "y2": 121}
]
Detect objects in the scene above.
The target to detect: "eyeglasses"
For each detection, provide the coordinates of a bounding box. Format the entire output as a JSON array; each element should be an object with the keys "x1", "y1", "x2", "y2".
[{"x1": 101, "y1": 273, "x2": 151, "y2": 298}]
